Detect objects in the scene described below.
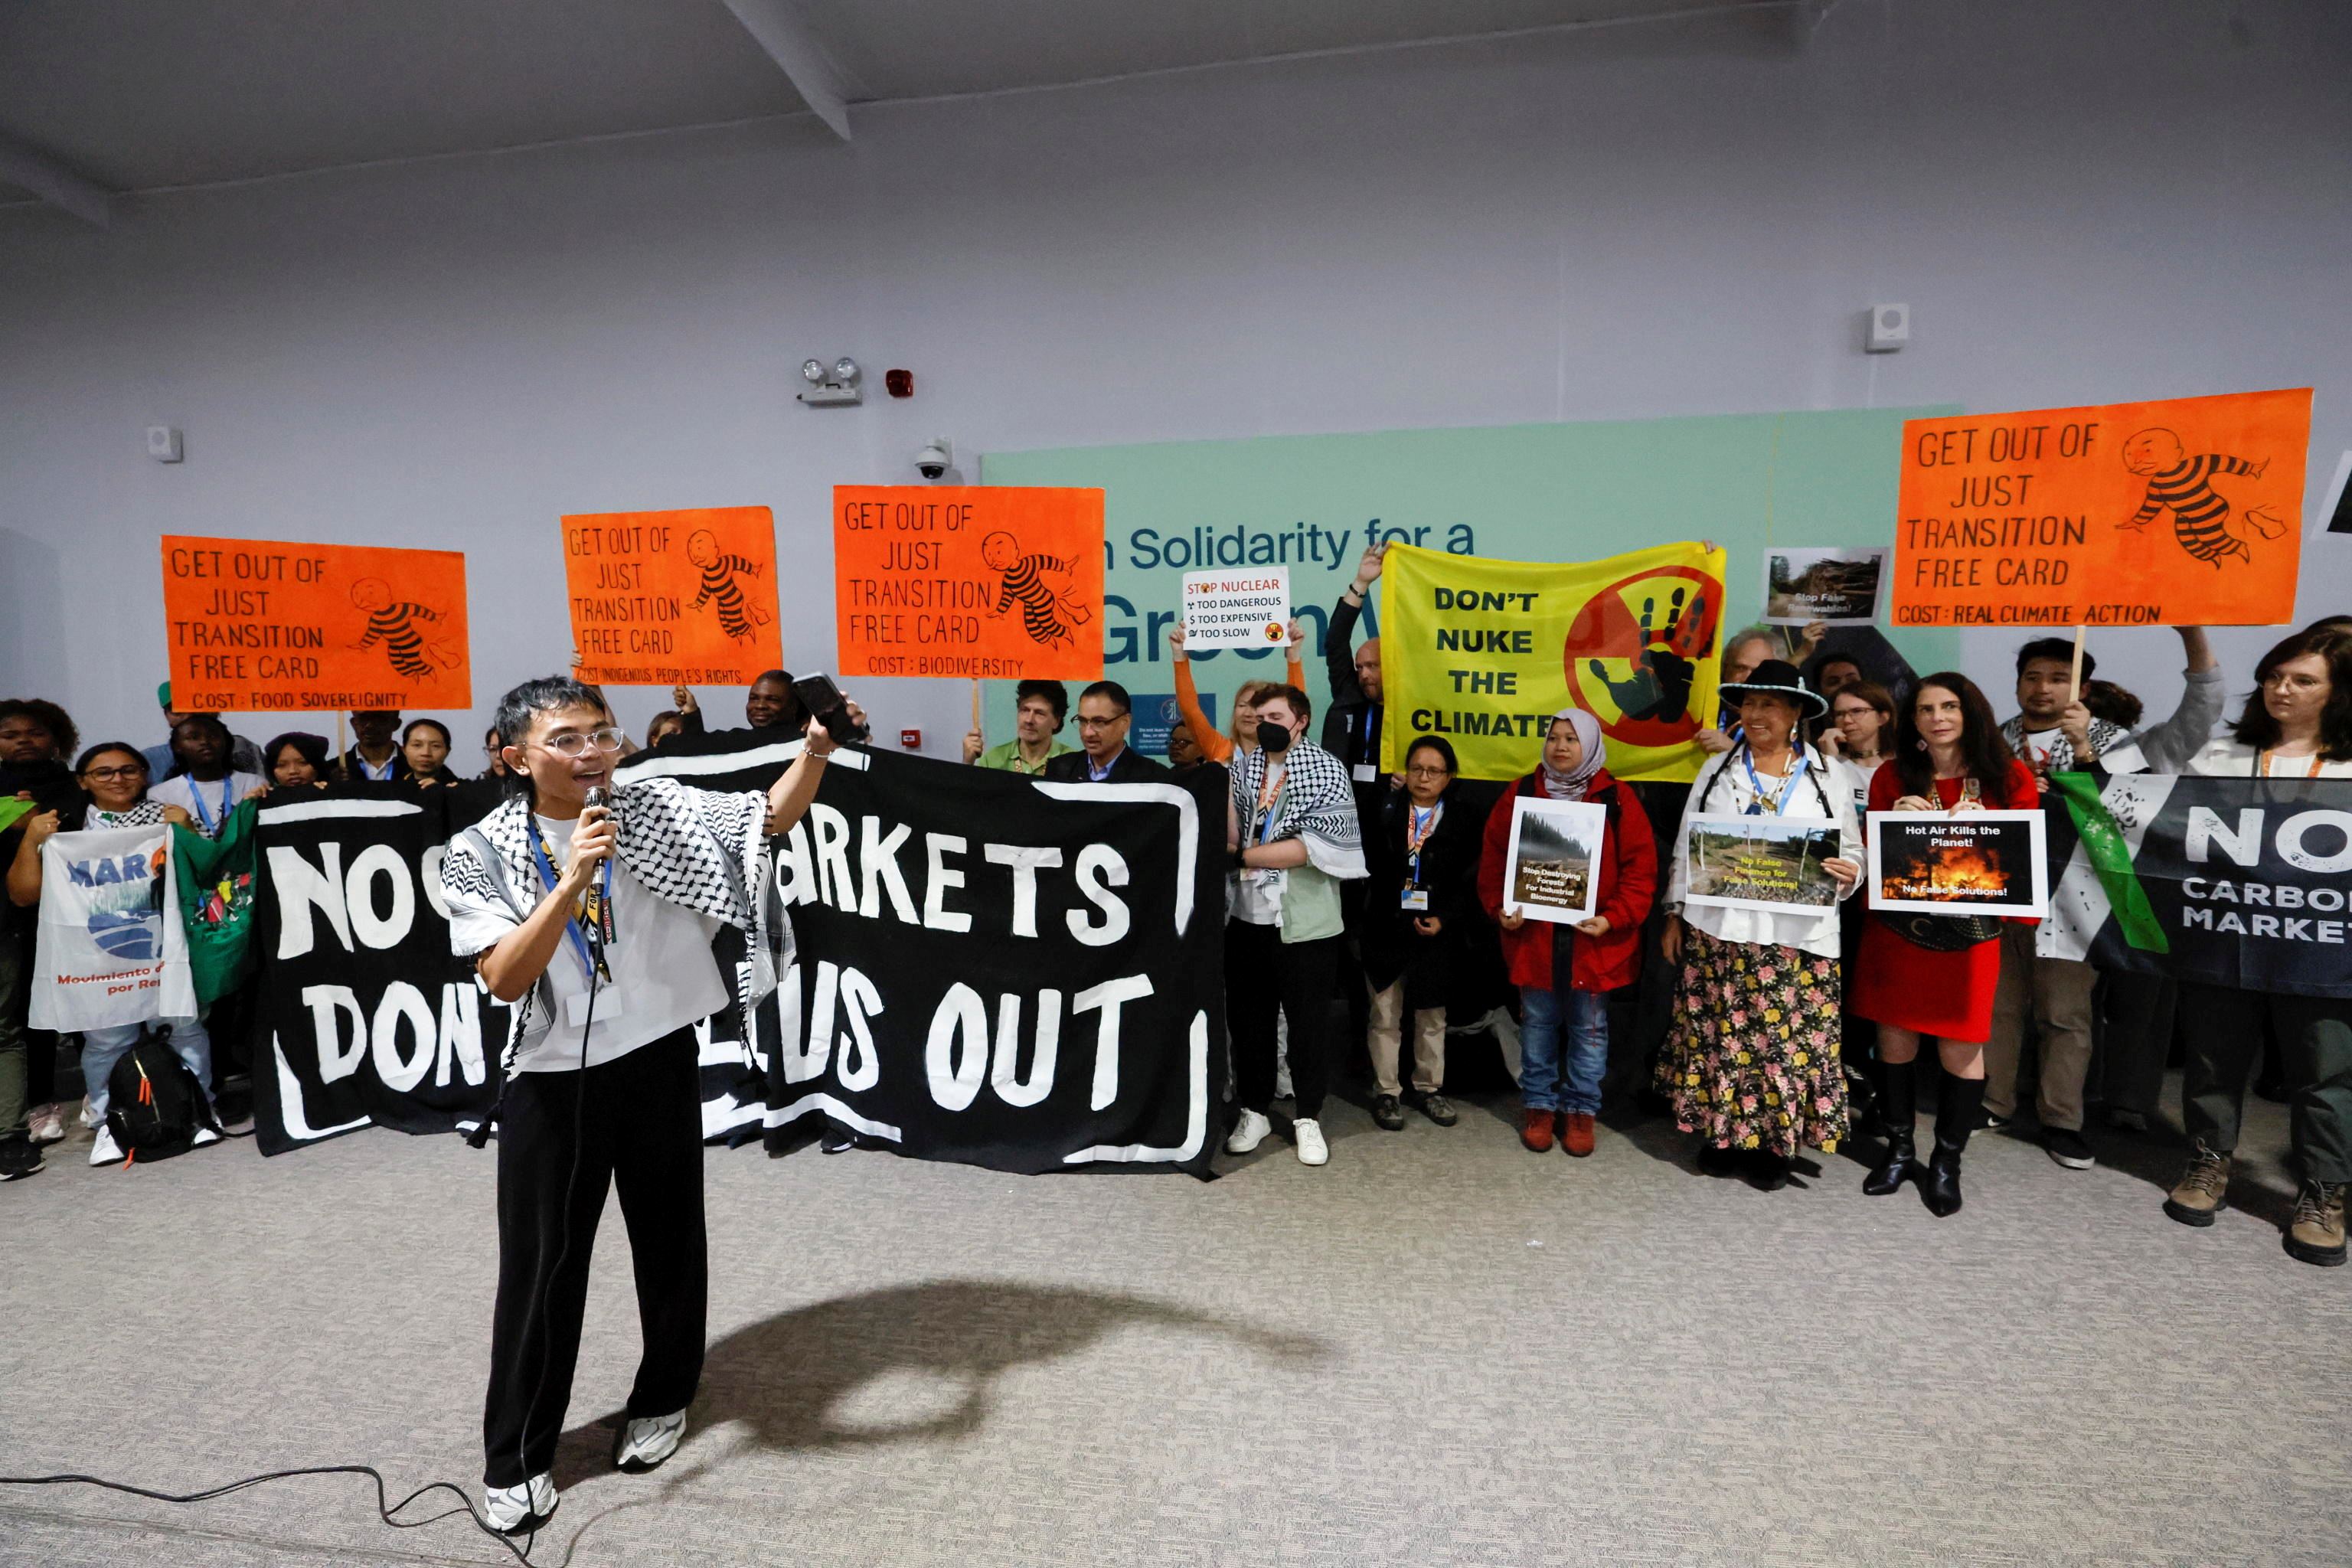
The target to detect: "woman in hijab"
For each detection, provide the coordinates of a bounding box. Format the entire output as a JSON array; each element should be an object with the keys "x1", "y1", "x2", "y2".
[
  {"x1": 1657, "y1": 662, "x2": 1864, "y2": 1189},
  {"x1": 1478, "y1": 708, "x2": 1656, "y2": 1158}
]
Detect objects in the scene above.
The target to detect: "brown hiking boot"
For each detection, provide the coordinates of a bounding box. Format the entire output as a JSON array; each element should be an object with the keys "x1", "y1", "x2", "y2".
[
  {"x1": 2285, "y1": 1181, "x2": 2347, "y2": 1268},
  {"x1": 1520, "y1": 1108, "x2": 1554, "y2": 1153},
  {"x1": 2162, "y1": 1142, "x2": 2232, "y2": 1227},
  {"x1": 1560, "y1": 1112, "x2": 1596, "y2": 1158}
]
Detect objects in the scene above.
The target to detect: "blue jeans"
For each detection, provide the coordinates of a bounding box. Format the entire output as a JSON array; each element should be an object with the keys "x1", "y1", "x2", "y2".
[
  {"x1": 80, "y1": 1019, "x2": 212, "y2": 1122},
  {"x1": 1519, "y1": 985, "x2": 1608, "y2": 1114}
]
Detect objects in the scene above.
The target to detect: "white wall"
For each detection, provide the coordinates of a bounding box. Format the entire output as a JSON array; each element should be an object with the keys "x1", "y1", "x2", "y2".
[{"x1": 3, "y1": 0, "x2": 2348, "y2": 761}]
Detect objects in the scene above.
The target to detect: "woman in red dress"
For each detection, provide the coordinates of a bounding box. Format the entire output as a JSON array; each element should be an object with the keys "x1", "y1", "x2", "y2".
[{"x1": 1849, "y1": 672, "x2": 2037, "y2": 1217}]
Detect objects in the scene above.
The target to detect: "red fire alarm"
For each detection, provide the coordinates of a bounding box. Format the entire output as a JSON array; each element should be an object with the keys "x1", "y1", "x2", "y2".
[
  {"x1": 899, "y1": 727, "x2": 922, "y2": 749},
  {"x1": 885, "y1": 368, "x2": 914, "y2": 398}
]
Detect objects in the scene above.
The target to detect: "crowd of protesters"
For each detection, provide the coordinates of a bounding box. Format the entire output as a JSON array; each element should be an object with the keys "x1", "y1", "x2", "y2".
[{"x1": 3, "y1": 605, "x2": 2347, "y2": 1269}]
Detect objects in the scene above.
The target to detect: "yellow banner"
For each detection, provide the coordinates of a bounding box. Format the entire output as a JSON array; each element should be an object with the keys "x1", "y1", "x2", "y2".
[{"x1": 1379, "y1": 540, "x2": 1725, "y2": 784}]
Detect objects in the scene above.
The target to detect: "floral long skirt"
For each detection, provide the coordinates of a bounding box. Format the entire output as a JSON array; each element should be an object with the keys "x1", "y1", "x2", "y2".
[{"x1": 1655, "y1": 926, "x2": 1848, "y2": 1157}]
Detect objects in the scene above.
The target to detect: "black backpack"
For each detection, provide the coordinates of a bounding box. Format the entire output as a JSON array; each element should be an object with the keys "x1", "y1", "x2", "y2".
[{"x1": 103, "y1": 1036, "x2": 216, "y2": 1164}]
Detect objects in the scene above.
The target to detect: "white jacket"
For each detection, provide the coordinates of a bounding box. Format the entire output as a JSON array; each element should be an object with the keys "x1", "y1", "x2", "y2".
[{"x1": 1664, "y1": 743, "x2": 1864, "y2": 960}]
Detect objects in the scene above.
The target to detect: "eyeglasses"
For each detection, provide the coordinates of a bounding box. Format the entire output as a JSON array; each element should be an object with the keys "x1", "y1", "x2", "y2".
[
  {"x1": 540, "y1": 727, "x2": 626, "y2": 757},
  {"x1": 1074, "y1": 716, "x2": 1125, "y2": 730},
  {"x1": 1406, "y1": 764, "x2": 1451, "y2": 778},
  {"x1": 82, "y1": 765, "x2": 145, "y2": 782}
]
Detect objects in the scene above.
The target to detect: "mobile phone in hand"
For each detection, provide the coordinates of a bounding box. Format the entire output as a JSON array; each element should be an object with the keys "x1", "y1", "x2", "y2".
[{"x1": 790, "y1": 673, "x2": 862, "y2": 744}]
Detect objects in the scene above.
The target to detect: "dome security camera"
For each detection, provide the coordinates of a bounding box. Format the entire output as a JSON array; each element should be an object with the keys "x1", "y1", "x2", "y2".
[{"x1": 916, "y1": 439, "x2": 953, "y2": 480}]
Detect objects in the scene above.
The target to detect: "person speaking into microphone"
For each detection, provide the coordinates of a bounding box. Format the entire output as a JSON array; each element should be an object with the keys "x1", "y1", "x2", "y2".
[{"x1": 439, "y1": 674, "x2": 854, "y2": 1533}]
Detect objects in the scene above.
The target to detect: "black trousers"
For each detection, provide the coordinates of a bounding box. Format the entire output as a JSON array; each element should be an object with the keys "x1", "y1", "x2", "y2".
[
  {"x1": 2093, "y1": 971, "x2": 2177, "y2": 1119},
  {"x1": 482, "y1": 1027, "x2": 707, "y2": 1487},
  {"x1": 1227, "y1": 920, "x2": 1340, "y2": 1119},
  {"x1": 2177, "y1": 983, "x2": 2352, "y2": 1185}
]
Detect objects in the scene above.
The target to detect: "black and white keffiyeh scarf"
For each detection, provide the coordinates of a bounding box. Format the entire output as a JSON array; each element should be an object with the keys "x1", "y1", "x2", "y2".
[
  {"x1": 87, "y1": 800, "x2": 169, "y2": 829},
  {"x1": 443, "y1": 774, "x2": 786, "y2": 1096},
  {"x1": 1230, "y1": 739, "x2": 1367, "y2": 879}
]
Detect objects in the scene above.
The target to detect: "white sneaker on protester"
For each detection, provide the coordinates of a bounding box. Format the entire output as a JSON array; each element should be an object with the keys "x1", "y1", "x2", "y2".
[
  {"x1": 27, "y1": 1106, "x2": 64, "y2": 1145},
  {"x1": 88, "y1": 1126, "x2": 122, "y2": 1167},
  {"x1": 80, "y1": 1098, "x2": 100, "y2": 1130},
  {"x1": 191, "y1": 1125, "x2": 221, "y2": 1148},
  {"x1": 482, "y1": 1472, "x2": 557, "y2": 1534},
  {"x1": 1224, "y1": 1109, "x2": 1272, "y2": 1155},
  {"x1": 1293, "y1": 1118, "x2": 1328, "y2": 1166},
  {"x1": 614, "y1": 1409, "x2": 687, "y2": 1472}
]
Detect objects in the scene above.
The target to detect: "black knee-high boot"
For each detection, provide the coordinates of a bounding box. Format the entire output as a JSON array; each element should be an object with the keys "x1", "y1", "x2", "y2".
[
  {"x1": 1863, "y1": 1058, "x2": 1916, "y2": 1196},
  {"x1": 1924, "y1": 1075, "x2": 1983, "y2": 1218}
]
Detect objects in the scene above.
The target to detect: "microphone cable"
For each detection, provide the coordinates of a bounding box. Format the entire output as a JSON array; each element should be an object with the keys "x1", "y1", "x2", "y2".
[{"x1": 506, "y1": 786, "x2": 612, "y2": 1554}]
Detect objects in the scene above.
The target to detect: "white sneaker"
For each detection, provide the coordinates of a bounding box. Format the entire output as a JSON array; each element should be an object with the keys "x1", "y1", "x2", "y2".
[
  {"x1": 88, "y1": 1126, "x2": 122, "y2": 1167},
  {"x1": 1224, "y1": 1109, "x2": 1272, "y2": 1155},
  {"x1": 80, "y1": 1099, "x2": 101, "y2": 1130},
  {"x1": 614, "y1": 1409, "x2": 686, "y2": 1472},
  {"x1": 482, "y1": 1472, "x2": 557, "y2": 1534},
  {"x1": 1293, "y1": 1117, "x2": 1329, "y2": 1166},
  {"x1": 27, "y1": 1106, "x2": 64, "y2": 1145},
  {"x1": 191, "y1": 1125, "x2": 221, "y2": 1148}
]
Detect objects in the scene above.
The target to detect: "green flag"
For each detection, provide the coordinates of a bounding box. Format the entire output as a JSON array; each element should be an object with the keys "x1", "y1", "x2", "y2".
[{"x1": 2050, "y1": 772, "x2": 2169, "y2": 954}]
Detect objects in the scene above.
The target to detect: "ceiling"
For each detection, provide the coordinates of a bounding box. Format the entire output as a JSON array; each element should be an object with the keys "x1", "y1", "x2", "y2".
[{"x1": 0, "y1": 0, "x2": 1796, "y2": 215}]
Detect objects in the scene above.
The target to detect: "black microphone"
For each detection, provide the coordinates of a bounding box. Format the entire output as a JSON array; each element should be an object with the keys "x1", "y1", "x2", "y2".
[{"x1": 580, "y1": 786, "x2": 615, "y2": 953}]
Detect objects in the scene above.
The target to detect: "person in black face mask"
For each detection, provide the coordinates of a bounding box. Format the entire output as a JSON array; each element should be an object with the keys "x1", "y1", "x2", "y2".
[{"x1": 1223, "y1": 685, "x2": 1368, "y2": 1168}]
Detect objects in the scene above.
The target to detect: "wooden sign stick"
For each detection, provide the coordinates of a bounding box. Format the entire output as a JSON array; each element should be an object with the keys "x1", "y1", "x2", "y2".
[
  {"x1": 335, "y1": 710, "x2": 348, "y2": 783},
  {"x1": 2067, "y1": 626, "x2": 2088, "y2": 703},
  {"x1": 971, "y1": 678, "x2": 982, "y2": 741}
]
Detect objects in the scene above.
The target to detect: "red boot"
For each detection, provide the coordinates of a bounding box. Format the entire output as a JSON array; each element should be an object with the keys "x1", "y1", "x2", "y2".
[
  {"x1": 1560, "y1": 1112, "x2": 1596, "y2": 1158},
  {"x1": 1520, "y1": 1108, "x2": 1555, "y2": 1153}
]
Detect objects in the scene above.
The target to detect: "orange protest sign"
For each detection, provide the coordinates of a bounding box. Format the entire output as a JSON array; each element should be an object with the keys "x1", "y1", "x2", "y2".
[
  {"x1": 561, "y1": 506, "x2": 782, "y2": 686},
  {"x1": 1891, "y1": 388, "x2": 2311, "y2": 629},
  {"x1": 834, "y1": 485, "x2": 1105, "y2": 680},
  {"x1": 161, "y1": 536, "x2": 470, "y2": 713}
]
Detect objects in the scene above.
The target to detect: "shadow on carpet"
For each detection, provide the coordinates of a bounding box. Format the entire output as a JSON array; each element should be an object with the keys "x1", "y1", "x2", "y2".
[{"x1": 554, "y1": 1278, "x2": 1328, "y2": 1487}]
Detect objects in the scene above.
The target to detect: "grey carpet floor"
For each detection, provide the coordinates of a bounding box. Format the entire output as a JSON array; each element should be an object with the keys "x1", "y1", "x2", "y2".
[{"x1": 2, "y1": 1081, "x2": 2346, "y2": 1568}]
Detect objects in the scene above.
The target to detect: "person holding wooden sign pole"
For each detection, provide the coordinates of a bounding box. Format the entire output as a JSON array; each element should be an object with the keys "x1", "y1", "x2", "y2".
[{"x1": 1986, "y1": 626, "x2": 2222, "y2": 1171}]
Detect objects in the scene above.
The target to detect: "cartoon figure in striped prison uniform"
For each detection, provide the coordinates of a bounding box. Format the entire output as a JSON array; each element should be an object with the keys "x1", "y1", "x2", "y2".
[
  {"x1": 348, "y1": 578, "x2": 449, "y2": 679},
  {"x1": 2118, "y1": 428, "x2": 2285, "y2": 567},
  {"x1": 686, "y1": 530, "x2": 772, "y2": 643},
  {"x1": 980, "y1": 530, "x2": 1089, "y2": 650}
]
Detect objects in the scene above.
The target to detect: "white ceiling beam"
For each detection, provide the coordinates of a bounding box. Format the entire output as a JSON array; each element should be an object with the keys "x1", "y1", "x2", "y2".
[
  {"x1": 0, "y1": 136, "x2": 113, "y2": 227},
  {"x1": 719, "y1": 0, "x2": 854, "y2": 141}
]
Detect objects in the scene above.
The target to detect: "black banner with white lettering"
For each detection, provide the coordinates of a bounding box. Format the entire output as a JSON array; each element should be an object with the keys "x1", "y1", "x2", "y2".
[
  {"x1": 623, "y1": 730, "x2": 1228, "y2": 1176},
  {"x1": 250, "y1": 784, "x2": 511, "y2": 1154},
  {"x1": 2045, "y1": 773, "x2": 2352, "y2": 999}
]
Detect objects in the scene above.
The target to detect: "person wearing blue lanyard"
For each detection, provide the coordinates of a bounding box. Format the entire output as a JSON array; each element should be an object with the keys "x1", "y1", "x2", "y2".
[
  {"x1": 1658, "y1": 661, "x2": 1864, "y2": 1190},
  {"x1": 1360, "y1": 737, "x2": 1481, "y2": 1131},
  {"x1": 341, "y1": 708, "x2": 411, "y2": 782},
  {"x1": 148, "y1": 715, "x2": 263, "y2": 840},
  {"x1": 441, "y1": 674, "x2": 849, "y2": 1534}
]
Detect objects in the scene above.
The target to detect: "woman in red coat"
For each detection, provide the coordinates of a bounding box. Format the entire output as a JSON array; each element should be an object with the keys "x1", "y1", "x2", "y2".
[
  {"x1": 1849, "y1": 671, "x2": 2039, "y2": 1218},
  {"x1": 1478, "y1": 709, "x2": 1657, "y2": 1157}
]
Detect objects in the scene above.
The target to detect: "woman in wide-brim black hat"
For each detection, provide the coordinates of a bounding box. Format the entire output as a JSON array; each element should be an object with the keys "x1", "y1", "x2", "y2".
[{"x1": 1655, "y1": 660, "x2": 1866, "y2": 1191}]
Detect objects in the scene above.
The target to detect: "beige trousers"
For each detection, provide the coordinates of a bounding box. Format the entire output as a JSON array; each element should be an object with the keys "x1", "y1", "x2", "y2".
[
  {"x1": 1367, "y1": 979, "x2": 1446, "y2": 1096},
  {"x1": 1984, "y1": 922, "x2": 2097, "y2": 1131}
]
